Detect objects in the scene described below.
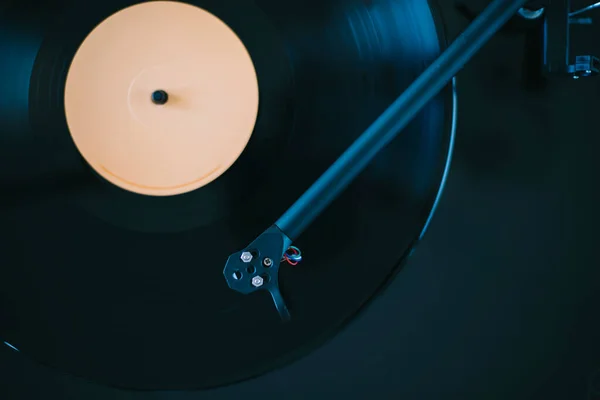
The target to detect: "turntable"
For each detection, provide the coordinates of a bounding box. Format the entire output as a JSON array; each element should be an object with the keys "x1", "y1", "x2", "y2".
[{"x1": 0, "y1": 0, "x2": 596, "y2": 391}]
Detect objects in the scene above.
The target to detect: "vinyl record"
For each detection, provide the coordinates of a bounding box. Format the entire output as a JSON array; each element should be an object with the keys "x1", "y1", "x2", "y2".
[{"x1": 0, "y1": 0, "x2": 456, "y2": 390}]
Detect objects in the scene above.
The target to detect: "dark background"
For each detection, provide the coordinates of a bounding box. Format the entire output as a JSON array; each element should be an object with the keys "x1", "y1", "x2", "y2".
[{"x1": 2, "y1": 0, "x2": 599, "y2": 398}]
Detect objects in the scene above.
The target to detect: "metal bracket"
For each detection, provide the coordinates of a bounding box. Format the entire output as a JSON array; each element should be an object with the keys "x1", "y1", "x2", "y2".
[
  {"x1": 534, "y1": 0, "x2": 600, "y2": 77},
  {"x1": 457, "y1": 0, "x2": 600, "y2": 80},
  {"x1": 568, "y1": 55, "x2": 600, "y2": 78}
]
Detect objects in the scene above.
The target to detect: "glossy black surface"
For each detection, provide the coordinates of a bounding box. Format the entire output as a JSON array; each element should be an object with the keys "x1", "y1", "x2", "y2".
[{"x1": 0, "y1": 0, "x2": 454, "y2": 390}]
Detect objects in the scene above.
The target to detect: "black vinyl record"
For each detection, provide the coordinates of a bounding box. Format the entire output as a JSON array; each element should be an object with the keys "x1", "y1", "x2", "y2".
[{"x1": 0, "y1": 0, "x2": 456, "y2": 390}]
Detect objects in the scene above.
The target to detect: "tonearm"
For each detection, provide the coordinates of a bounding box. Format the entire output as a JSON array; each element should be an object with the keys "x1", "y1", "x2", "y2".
[{"x1": 222, "y1": 0, "x2": 598, "y2": 321}]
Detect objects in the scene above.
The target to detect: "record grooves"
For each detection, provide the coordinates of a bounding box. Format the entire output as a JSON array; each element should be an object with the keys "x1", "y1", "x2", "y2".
[{"x1": 0, "y1": 0, "x2": 456, "y2": 390}]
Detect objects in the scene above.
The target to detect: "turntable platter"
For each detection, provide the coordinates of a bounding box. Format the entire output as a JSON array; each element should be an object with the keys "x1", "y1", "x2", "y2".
[{"x1": 0, "y1": 0, "x2": 455, "y2": 390}]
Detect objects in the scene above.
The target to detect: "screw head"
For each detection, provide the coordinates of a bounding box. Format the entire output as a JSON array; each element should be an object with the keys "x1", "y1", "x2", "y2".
[
  {"x1": 263, "y1": 258, "x2": 273, "y2": 267},
  {"x1": 251, "y1": 276, "x2": 264, "y2": 287},
  {"x1": 240, "y1": 251, "x2": 253, "y2": 263}
]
